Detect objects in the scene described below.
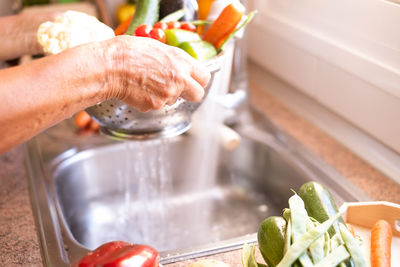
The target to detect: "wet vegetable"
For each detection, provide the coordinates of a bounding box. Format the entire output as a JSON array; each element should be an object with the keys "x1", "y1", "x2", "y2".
[
  {"x1": 134, "y1": 24, "x2": 153, "y2": 37},
  {"x1": 339, "y1": 223, "x2": 368, "y2": 267},
  {"x1": 179, "y1": 40, "x2": 216, "y2": 60},
  {"x1": 258, "y1": 216, "x2": 287, "y2": 267},
  {"x1": 203, "y1": 2, "x2": 244, "y2": 49},
  {"x1": 298, "y1": 181, "x2": 345, "y2": 237},
  {"x1": 125, "y1": 0, "x2": 160, "y2": 35},
  {"x1": 289, "y1": 194, "x2": 314, "y2": 267},
  {"x1": 276, "y1": 211, "x2": 343, "y2": 267},
  {"x1": 73, "y1": 241, "x2": 160, "y2": 267},
  {"x1": 164, "y1": 29, "x2": 201, "y2": 47},
  {"x1": 371, "y1": 220, "x2": 392, "y2": 267}
]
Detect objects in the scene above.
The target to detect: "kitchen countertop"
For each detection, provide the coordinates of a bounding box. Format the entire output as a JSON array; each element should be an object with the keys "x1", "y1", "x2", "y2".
[{"x1": 1, "y1": 64, "x2": 399, "y2": 266}]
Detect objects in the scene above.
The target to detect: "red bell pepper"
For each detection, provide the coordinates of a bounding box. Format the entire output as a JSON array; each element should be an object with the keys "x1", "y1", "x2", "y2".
[{"x1": 74, "y1": 241, "x2": 160, "y2": 267}]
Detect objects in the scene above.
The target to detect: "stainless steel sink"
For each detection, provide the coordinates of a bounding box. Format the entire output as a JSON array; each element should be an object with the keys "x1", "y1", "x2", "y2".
[{"x1": 25, "y1": 108, "x2": 370, "y2": 266}]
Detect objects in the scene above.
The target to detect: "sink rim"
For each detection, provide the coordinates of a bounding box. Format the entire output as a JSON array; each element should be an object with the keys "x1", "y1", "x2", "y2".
[{"x1": 25, "y1": 109, "x2": 371, "y2": 266}]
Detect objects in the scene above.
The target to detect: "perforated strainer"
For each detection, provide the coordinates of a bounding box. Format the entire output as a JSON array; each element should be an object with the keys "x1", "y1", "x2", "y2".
[{"x1": 86, "y1": 51, "x2": 226, "y2": 141}]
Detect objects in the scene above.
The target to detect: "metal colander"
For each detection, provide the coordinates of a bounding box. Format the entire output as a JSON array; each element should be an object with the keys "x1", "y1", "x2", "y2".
[{"x1": 86, "y1": 50, "x2": 228, "y2": 141}]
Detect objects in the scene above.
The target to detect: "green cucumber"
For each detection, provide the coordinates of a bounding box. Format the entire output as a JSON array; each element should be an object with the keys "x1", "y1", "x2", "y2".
[
  {"x1": 125, "y1": 0, "x2": 160, "y2": 35},
  {"x1": 164, "y1": 29, "x2": 201, "y2": 47},
  {"x1": 179, "y1": 40, "x2": 217, "y2": 61},
  {"x1": 257, "y1": 216, "x2": 286, "y2": 267},
  {"x1": 298, "y1": 181, "x2": 345, "y2": 237}
]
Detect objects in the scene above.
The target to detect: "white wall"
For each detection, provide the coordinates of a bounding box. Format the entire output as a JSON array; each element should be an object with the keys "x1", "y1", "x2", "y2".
[{"x1": 247, "y1": 0, "x2": 400, "y2": 154}]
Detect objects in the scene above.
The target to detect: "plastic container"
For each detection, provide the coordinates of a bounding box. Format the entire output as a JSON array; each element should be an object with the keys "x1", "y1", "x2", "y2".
[{"x1": 340, "y1": 201, "x2": 400, "y2": 265}]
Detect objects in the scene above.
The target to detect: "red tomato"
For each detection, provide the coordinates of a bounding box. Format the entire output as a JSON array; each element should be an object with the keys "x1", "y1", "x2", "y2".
[
  {"x1": 180, "y1": 22, "x2": 196, "y2": 32},
  {"x1": 153, "y1": 21, "x2": 168, "y2": 31},
  {"x1": 149, "y1": 28, "x2": 166, "y2": 43},
  {"x1": 74, "y1": 241, "x2": 160, "y2": 267},
  {"x1": 167, "y1": 21, "x2": 181, "y2": 29},
  {"x1": 134, "y1": 24, "x2": 152, "y2": 37}
]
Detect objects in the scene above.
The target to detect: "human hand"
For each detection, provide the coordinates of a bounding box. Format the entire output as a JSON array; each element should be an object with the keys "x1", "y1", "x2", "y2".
[
  {"x1": 17, "y1": 11, "x2": 60, "y2": 55},
  {"x1": 98, "y1": 35, "x2": 211, "y2": 112}
]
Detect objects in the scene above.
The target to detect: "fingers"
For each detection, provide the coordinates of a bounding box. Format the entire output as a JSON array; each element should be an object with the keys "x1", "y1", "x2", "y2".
[
  {"x1": 190, "y1": 63, "x2": 211, "y2": 89},
  {"x1": 110, "y1": 37, "x2": 213, "y2": 111},
  {"x1": 180, "y1": 77, "x2": 205, "y2": 102}
]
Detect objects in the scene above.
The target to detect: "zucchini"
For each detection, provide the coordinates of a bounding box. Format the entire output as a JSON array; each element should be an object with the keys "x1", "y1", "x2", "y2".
[
  {"x1": 298, "y1": 181, "x2": 345, "y2": 237},
  {"x1": 125, "y1": 0, "x2": 161, "y2": 35},
  {"x1": 257, "y1": 216, "x2": 286, "y2": 267}
]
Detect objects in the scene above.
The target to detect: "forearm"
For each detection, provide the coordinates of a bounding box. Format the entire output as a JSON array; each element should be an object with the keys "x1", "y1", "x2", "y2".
[
  {"x1": 0, "y1": 42, "x2": 107, "y2": 153},
  {"x1": 0, "y1": 12, "x2": 55, "y2": 60}
]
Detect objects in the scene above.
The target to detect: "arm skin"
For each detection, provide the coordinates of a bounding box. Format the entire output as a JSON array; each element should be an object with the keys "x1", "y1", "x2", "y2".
[
  {"x1": 0, "y1": 35, "x2": 210, "y2": 154},
  {"x1": 0, "y1": 12, "x2": 58, "y2": 61},
  {"x1": 0, "y1": 42, "x2": 106, "y2": 152}
]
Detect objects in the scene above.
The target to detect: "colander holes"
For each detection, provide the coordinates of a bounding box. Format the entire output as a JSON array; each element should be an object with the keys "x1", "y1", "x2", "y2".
[
  {"x1": 110, "y1": 104, "x2": 114, "y2": 107},
  {"x1": 100, "y1": 112, "x2": 104, "y2": 115},
  {"x1": 125, "y1": 118, "x2": 128, "y2": 120},
  {"x1": 128, "y1": 110, "x2": 132, "y2": 113},
  {"x1": 98, "y1": 104, "x2": 102, "y2": 107},
  {"x1": 106, "y1": 109, "x2": 110, "y2": 112},
  {"x1": 111, "y1": 121, "x2": 115, "y2": 124},
  {"x1": 116, "y1": 115, "x2": 119, "y2": 118},
  {"x1": 118, "y1": 107, "x2": 123, "y2": 110},
  {"x1": 108, "y1": 116, "x2": 112, "y2": 119}
]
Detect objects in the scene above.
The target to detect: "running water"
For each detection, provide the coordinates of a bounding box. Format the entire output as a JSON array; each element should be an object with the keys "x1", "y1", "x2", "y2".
[{"x1": 115, "y1": 43, "x2": 235, "y2": 252}]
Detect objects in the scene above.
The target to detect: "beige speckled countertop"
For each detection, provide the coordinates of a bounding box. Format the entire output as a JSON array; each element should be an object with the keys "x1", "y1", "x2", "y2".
[{"x1": 1, "y1": 64, "x2": 399, "y2": 266}]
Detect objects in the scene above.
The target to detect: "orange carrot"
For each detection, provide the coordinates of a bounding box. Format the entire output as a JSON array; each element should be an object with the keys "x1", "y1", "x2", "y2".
[
  {"x1": 114, "y1": 15, "x2": 133, "y2": 36},
  {"x1": 371, "y1": 219, "x2": 392, "y2": 267},
  {"x1": 89, "y1": 120, "x2": 100, "y2": 132},
  {"x1": 203, "y1": 2, "x2": 245, "y2": 49},
  {"x1": 74, "y1": 111, "x2": 92, "y2": 129},
  {"x1": 197, "y1": 0, "x2": 215, "y2": 35}
]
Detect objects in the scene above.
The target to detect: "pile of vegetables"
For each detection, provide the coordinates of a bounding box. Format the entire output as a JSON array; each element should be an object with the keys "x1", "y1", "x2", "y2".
[
  {"x1": 243, "y1": 181, "x2": 394, "y2": 267},
  {"x1": 244, "y1": 182, "x2": 368, "y2": 267},
  {"x1": 114, "y1": 0, "x2": 256, "y2": 61},
  {"x1": 74, "y1": 0, "x2": 256, "y2": 132}
]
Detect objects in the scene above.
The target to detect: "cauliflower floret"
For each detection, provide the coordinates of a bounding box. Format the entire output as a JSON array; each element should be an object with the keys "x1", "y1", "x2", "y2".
[{"x1": 37, "y1": 10, "x2": 115, "y2": 55}]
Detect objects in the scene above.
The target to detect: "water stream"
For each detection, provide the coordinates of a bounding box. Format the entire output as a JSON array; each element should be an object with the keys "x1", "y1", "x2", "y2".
[{"x1": 113, "y1": 43, "x2": 234, "y2": 251}]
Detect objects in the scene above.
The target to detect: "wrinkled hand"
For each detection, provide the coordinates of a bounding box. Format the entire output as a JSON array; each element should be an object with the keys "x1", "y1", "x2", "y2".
[{"x1": 99, "y1": 35, "x2": 211, "y2": 112}]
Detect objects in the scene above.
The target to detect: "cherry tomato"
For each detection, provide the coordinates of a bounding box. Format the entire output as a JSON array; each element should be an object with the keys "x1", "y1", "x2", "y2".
[
  {"x1": 134, "y1": 24, "x2": 152, "y2": 37},
  {"x1": 153, "y1": 21, "x2": 168, "y2": 31},
  {"x1": 167, "y1": 21, "x2": 181, "y2": 29},
  {"x1": 180, "y1": 22, "x2": 196, "y2": 32},
  {"x1": 149, "y1": 28, "x2": 166, "y2": 43}
]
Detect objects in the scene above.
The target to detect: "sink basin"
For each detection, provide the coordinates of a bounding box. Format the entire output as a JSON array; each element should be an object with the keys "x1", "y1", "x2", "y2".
[{"x1": 25, "y1": 109, "x2": 369, "y2": 266}]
